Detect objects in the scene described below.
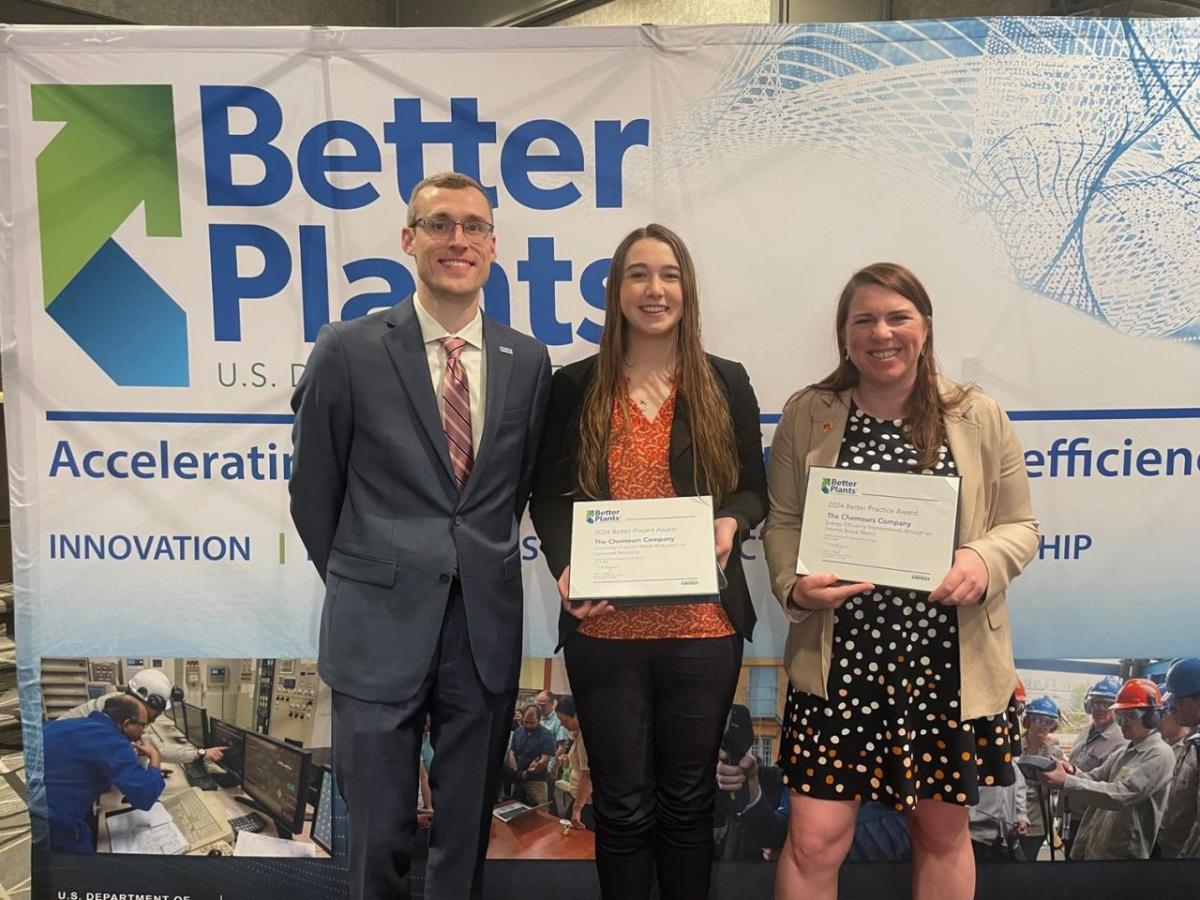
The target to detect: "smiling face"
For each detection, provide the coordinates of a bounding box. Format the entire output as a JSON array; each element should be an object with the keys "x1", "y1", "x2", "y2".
[
  {"x1": 618, "y1": 238, "x2": 685, "y2": 341},
  {"x1": 401, "y1": 185, "x2": 495, "y2": 306},
  {"x1": 843, "y1": 283, "x2": 928, "y2": 395}
]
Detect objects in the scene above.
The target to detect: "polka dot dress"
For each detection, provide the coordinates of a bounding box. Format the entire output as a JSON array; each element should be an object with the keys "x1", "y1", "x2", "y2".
[{"x1": 778, "y1": 405, "x2": 1016, "y2": 810}]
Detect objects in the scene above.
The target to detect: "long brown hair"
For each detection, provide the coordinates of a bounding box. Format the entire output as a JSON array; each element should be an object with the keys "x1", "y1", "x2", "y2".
[
  {"x1": 576, "y1": 225, "x2": 739, "y2": 502},
  {"x1": 812, "y1": 262, "x2": 970, "y2": 469}
]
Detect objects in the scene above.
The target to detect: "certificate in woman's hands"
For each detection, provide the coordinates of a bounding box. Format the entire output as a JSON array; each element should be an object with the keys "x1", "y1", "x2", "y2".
[
  {"x1": 568, "y1": 496, "x2": 721, "y2": 605},
  {"x1": 796, "y1": 467, "x2": 961, "y2": 591}
]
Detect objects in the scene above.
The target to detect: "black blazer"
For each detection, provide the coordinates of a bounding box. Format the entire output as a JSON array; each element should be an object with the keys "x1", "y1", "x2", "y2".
[{"x1": 529, "y1": 353, "x2": 768, "y2": 648}]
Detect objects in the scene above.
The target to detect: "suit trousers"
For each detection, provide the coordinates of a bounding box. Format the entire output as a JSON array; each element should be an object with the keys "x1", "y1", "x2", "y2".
[
  {"x1": 564, "y1": 632, "x2": 743, "y2": 900},
  {"x1": 332, "y1": 581, "x2": 516, "y2": 900}
]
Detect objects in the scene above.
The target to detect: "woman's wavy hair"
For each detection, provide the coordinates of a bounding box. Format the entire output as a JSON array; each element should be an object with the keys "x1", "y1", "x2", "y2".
[
  {"x1": 576, "y1": 224, "x2": 739, "y2": 503},
  {"x1": 812, "y1": 262, "x2": 969, "y2": 469}
]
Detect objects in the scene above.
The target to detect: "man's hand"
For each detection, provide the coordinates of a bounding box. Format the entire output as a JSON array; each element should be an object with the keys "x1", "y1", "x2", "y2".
[
  {"x1": 569, "y1": 810, "x2": 586, "y2": 830},
  {"x1": 716, "y1": 750, "x2": 747, "y2": 792},
  {"x1": 714, "y1": 517, "x2": 739, "y2": 571},
  {"x1": 1040, "y1": 761, "x2": 1070, "y2": 789},
  {"x1": 204, "y1": 746, "x2": 227, "y2": 763},
  {"x1": 717, "y1": 750, "x2": 761, "y2": 807},
  {"x1": 1012, "y1": 821, "x2": 1030, "y2": 837},
  {"x1": 134, "y1": 739, "x2": 161, "y2": 769}
]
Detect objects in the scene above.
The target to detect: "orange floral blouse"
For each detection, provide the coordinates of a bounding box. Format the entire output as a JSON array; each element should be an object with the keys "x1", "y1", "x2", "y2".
[{"x1": 577, "y1": 385, "x2": 734, "y2": 640}]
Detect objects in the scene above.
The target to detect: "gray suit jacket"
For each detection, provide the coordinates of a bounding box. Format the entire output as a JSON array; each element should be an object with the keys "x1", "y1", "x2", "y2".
[{"x1": 289, "y1": 297, "x2": 552, "y2": 703}]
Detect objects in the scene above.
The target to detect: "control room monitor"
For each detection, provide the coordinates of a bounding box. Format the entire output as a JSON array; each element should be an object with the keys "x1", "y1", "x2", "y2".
[
  {"x1": 242, "y1": 731, "x2": 311, "y2": 837},
  {"x1": 208, "y1": 716, "x2": 245, "y2": 777}
]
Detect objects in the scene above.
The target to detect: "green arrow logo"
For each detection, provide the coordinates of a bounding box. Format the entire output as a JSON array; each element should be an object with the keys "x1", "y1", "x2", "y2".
[{"x1": 33, "y1": 84, "x2": 189, "y2": 386}]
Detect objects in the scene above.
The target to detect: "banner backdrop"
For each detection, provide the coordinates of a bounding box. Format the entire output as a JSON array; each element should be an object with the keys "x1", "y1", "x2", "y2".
[{"x1": 2, "y1": 15, "x2": 1199, "y2": 886}]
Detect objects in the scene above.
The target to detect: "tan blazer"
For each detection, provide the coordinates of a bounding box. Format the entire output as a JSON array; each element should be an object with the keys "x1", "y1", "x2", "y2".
[{"x1": 762, "y1": 380, "x2": 1039, "y2": 721}]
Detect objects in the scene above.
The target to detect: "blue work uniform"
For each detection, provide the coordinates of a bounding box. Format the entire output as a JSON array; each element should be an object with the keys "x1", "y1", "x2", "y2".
[{"x1": 43, "y1": 711, "x2": 166, "y2": 852}]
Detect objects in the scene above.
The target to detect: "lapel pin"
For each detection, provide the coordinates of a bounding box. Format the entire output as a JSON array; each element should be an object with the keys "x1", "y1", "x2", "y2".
[
  {"x1": 499, "y1": 345, "x2": 513, "y2": 355},
  {"x1": 822, "y1": 421, "x2": 832, "y2": 432}
]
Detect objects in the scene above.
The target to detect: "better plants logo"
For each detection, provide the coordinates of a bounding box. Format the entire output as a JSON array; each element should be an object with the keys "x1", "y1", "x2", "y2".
[
  {"x1": 821, "y1": 476, "x2": 857, "y2": 495},
  {"x1": 33, "y1": 84, "x2": 189, "y2": 386},
  {"x1": 585, "y1": 509, "x2": 620, "y2": 525}
]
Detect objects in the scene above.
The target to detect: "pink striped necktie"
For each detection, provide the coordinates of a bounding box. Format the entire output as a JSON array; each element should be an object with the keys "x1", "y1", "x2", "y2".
[{"x1": 438, "y1": 337, "x2": 474, "y2": 492}]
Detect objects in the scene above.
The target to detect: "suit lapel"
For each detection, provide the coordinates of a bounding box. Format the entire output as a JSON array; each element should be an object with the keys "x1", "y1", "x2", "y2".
[
  {"x1": 945, "y1": 401, "x2": 983, "y2": 543},
  {"x1": 808, "y1": 392, "x2": 849, "y2": 468},
  {"x1": 382, "y1": 299, "x2": 456, "y2": 487},
  {"x1": 461, "y1": 315, "x2": 514, "y2": 501}
]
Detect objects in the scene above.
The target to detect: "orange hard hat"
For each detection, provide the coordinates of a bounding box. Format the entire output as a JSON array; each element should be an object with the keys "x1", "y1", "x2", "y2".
[
  {"x1": 1110, "y1": 678, "x2": 1162, "y2": 711},
  {"x1": 1014, "y1": 678, "x2": 1028, "y2": 705}
]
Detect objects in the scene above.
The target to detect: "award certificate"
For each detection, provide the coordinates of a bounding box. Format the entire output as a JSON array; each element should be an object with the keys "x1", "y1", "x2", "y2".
[
  {"x1": 796, "y1": 467, "x2": 960, "y2": 591},
  {"x1": 569, "y1": 496, "x2": 720, "y2": 603}
]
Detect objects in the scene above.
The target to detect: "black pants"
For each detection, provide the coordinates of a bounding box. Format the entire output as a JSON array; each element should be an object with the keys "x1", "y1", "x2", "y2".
[
  {"x1": 332, "y1": 581, "x2": 516, "y2": 900},
  {"x1": 565, "y1": 632, "x2": 742, "y2": 900}
]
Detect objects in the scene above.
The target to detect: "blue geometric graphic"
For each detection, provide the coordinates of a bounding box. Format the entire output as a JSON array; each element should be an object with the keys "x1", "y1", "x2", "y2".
[
  {"x1": 46, "y1": 238, "x2": 189, "y2": 386},
  {"x1": 668, "y1": 17, "x2": 1200, "y2": 342}
]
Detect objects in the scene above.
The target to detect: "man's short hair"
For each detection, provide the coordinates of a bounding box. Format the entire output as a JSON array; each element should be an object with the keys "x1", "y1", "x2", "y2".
[
  {"x1": 102, "y1": 694, "x2": 142, "y2": 725},
  {"x1": 556, "y1": 696, "x2": 576, "y2": 718},
  {"x1": 521, "y1": 703, "x2": 541, "y2": 717},
  {"x1": 406, "y1": 172, "x2": 493, "y2": 226}
]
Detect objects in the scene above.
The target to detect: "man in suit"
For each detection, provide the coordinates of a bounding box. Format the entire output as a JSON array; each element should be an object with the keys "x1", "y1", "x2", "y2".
[{"x1": 290, "y1": 171, "x2": 551, "y2": 899}]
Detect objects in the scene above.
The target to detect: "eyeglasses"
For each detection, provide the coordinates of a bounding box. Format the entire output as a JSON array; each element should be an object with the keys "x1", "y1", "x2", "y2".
[
  {"x1": 1027, "y1": 714, "x2": 1057, "y2": 728},
  {"x1": 1114, "y1": 710, "x2": 1143, "y2": 725},
  {"x1": 412, "y1": 216, "x2": 494, "y2": 244}
]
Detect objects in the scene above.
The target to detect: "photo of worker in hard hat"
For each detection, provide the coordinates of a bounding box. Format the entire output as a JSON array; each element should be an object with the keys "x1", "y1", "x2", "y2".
[
  {"x1": 56, "y1": 667, "x2": 219, "y2": 769},
  {"x1": 1060, "y1": 676, "x2": 1126, "y2": 857},
  {"x1": 1040, "y1": 678, "x2": 1175, "y2": 860},
  {"x1": 39, "y1": 656, "x2": 335, "y2": 858},
  {"x1": 1018, "y1": 694, "x2": 1065, "y2": 861},
  {"x1": 1157, "y1": 658, "x2": 1200, "y2": 859}
]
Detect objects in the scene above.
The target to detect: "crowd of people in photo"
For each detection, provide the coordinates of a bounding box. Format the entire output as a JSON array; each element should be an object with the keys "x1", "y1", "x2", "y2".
[{"x1": 474, "y1": 663, "x2": 1200, "y2": 868}]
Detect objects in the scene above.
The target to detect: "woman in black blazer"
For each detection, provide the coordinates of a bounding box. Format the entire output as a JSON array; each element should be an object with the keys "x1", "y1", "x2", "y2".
[{"x1": 530, "y1": 224, "x2": 767, "y2": 900}]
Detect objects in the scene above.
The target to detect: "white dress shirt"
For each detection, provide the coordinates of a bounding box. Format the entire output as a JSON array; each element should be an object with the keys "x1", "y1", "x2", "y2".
[{"x1": 413, "y1": 293, "x2": 486, "y2": 454}]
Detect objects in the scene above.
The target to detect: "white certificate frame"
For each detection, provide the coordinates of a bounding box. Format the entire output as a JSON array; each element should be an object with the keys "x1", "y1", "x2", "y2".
[
  {"x1": 568, "y1": 495, "x2": 720, "y2": 603},
  {"x1": 795, "y1": 466, "x2": 961, "y2": 591}
]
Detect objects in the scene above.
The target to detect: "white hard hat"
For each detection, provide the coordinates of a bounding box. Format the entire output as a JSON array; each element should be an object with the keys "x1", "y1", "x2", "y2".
[{"x1": 126, "y1": 669, "x2": 175, "y2": 713}]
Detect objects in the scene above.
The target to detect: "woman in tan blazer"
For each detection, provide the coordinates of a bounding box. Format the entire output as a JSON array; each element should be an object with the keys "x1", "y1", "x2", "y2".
[{"x1": 762, "y1": 263, "x2": 1038, "y2": 900}]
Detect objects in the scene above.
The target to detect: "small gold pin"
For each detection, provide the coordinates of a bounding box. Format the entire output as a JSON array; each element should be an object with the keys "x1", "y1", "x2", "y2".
[{"x1": 822, "y1": 421, "x2": 833, "y2": 432}]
